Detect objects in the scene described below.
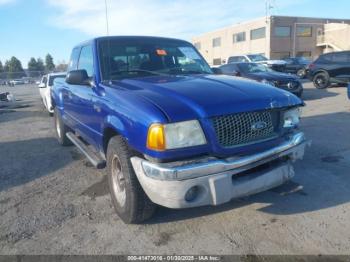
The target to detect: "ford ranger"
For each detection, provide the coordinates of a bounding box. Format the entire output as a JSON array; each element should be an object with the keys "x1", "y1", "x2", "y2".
[{"x1": 51, "y1": 36, "x2": 308, "y2": 224}]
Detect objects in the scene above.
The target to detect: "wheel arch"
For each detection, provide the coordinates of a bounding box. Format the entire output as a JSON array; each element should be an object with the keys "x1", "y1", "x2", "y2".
[
  {"x1": 102, "y1": 115, "x2": 130, "y2": 154},
  {"x1": 313, "y1": 69, "x2": 329, "y2": 77}
]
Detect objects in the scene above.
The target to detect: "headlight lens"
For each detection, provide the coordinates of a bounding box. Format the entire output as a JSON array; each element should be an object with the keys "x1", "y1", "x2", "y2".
[
  {"x1": 147, "y1": 120, "x2": 206, "y2": 151},
  {"x1": 261, "y1": 79, "x2": 275, "y2": 86},
  {"x1": 283, "y1": 107, "x2": 301, "y2": 128}
]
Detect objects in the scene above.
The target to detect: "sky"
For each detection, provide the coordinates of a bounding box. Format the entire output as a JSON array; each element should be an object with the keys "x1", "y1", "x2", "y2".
[{"x1": 0, "y1": 0, "x2": 349, "y2": 67}]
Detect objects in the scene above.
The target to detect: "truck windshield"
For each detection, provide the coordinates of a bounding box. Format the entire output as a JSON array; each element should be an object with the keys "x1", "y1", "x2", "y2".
[
  {"x1": 238, "y1": 63, "x2": 273, "y2": 73},
  {"x1": 98, "y1": 38, "x2": 212, "y2": 80},
  {"x1": 247, "y1": 54, "x2": 268, "y2": 62}
]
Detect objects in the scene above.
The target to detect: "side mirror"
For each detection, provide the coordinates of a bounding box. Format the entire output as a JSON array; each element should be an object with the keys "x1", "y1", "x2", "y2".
[
  {"x1": 211, "y1": 67, "x2": 223, "y2": 75},
  {"x1": 66, "y1": 70, "x2": 92, "y2": 86},
  {"x1": 38, "y1": 83, "x2": 46, "y2": 88}
]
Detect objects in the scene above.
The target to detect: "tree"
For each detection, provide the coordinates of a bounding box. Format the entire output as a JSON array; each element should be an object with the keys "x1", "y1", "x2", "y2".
[
  {"x1": 36, "y1": 58, "x2": 45, "y2": 72},
  {"x1": 45, "y1": 53, "x2": 55, "y2": 71},
  {"x1": 6, "y1": 56, "x2": 25, "y2": 79},
  {"x1": 28, "y1": 57, "x2": 37, "y2": 71},
  {"x1": 4, "y1": 60, "x2": 9, "y2": 72},
  {"x1": 55, "y1": 60, "x2": 68, "y2": 72},
  {"x1": 0, "y1": 60, "x2": 3, "y2": 79}
]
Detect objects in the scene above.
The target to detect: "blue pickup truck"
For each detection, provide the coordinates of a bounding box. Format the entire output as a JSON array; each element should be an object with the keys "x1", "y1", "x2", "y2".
[{"x1": 52, "y1": 36, "x2": 308, "y2": 223}]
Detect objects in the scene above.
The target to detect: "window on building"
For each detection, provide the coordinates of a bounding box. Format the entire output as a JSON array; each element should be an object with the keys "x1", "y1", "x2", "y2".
[
  {"x1": 296, "y1": 51, "x2": 312, "y2": 58},
  {"x1": 212, "y1": 37, "x2": 221, "y2": 47},
  {"x1": 233, "y1": 32, "x2": 246, "y2": 43},
  {"x1": 271, "y1": 52, "x2": 290, "y2": 59},
  {"x1": 297, "y1": 26, "x2": 312, "y2": 37},
  {"x1": 250, "y1": 27, "x2": 266, "y2": 40},
  {"x1": 274, "y1": 26, "x2": 291, "y2": 37},
  {"x1": 213, "y1": 58, "x2": 222, "y2": 65},
  {"x1": 194, "y1": 42, "x2": 201, "y2": 50}
]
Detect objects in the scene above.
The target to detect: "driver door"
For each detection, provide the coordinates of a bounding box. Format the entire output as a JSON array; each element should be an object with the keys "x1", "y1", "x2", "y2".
[{"x1": 69, "y1": 44, "x2": 104, "y2": 148}]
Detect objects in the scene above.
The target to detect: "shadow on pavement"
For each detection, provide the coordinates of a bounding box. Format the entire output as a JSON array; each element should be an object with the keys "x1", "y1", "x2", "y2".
[
  {"x1": 302, "y1": 87, "x2": 339, "y2": 101},
  {"x1": 0, "y1": 137, "x2": 72, "y2": 192}
]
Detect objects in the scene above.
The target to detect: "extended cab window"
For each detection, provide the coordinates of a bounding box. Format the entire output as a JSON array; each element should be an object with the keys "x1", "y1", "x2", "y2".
[{"x1": 78, "y1": 45, "x2": 94, "y2": 77}]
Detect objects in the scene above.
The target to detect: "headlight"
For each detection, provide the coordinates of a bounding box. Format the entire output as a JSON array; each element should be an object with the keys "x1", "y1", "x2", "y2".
[
  {"x1": 147, "y1": 120, "x2": 206, "y2": 151},
  {"x1": 261, "y1": 79, "x2": 275, "y2": 86},
  {"x1": 283, "y1": 107, "x2": 301, "y2": 128}
]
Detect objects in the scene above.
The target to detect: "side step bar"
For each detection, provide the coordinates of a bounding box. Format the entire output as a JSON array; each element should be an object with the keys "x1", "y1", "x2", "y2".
[{"x1": 66, "y1": 132, "x2": 106, "y2": 169}]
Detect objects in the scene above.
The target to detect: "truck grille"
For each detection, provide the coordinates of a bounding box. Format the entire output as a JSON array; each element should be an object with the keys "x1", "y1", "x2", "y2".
[{"x1": 211, "y1": 110, "x2": 279, "y2": 147}]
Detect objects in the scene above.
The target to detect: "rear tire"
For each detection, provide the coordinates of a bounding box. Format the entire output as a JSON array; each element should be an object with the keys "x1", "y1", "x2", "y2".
[
  {"x1": 313, "y1": 72, "x2": 330, "y2": 89},
  {"x1": 54, "y1": 108, "x2": 72, "y2": 146},
  {"x1": 106, "y1": 136, "x2": 156, "y2": 224}
]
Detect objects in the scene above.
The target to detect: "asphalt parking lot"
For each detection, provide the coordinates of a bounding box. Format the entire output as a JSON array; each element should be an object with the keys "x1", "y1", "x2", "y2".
[{"x1": 0, "y1": 82, "x2": 350, "y2": 255}]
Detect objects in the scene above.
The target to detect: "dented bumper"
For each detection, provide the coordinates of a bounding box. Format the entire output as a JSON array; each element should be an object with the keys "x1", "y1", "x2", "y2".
[{"x1": 131, "y1": 132, "x2": 309, "y2": 209}]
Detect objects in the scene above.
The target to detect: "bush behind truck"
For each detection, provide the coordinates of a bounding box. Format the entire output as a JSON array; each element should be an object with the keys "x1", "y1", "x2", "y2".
[{"x1": 51, "y1": 36, "x2": 309, "y2": 224}]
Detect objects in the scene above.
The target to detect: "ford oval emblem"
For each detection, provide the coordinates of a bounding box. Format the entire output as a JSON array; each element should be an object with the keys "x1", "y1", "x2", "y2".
[{"x1": 251, "y1": 121, "x2": 267, "y2": 131}]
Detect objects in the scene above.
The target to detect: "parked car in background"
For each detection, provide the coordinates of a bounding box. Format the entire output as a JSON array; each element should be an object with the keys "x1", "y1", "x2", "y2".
[
  {"x1": 218, "y1": 62, "x2": 303, "y2": 97},
  {"x1": 38, "y1": 73, "x2": 66, "y2": 115},
  {"x1": 52, "y1": 36, "x2": 308, "y2": 224},
  {"x1": 9, "y1": 79, "x2": 25, "y2": 86},
  {"x1": 308, "y1": 51, "x2": 350, "y2": 89},
  {"x1": 283, "y1": 57, "x2": 311, "y2": 78},
  {"x1": 227, "y1": 54, "x2": 287, "y2": 72},
  {"x1": 348, "y1": 83, "x2": 350, "y2": 99}
]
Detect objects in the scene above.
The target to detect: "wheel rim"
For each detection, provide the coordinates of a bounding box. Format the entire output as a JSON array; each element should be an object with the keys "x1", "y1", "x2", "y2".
[
  {"x1": 111, "y1": 155, "x2": 126, "y2": 207},
  {"x1": 315, "y1": 75, "x2": 326, "y2": 87},
  {"x1": 56, "y1": 115, "x2": 61, "y2": 138}
]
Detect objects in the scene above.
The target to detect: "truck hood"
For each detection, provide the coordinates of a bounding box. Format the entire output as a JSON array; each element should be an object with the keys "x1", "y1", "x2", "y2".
[
  {"x1": 113, "y1": 74, "x2": 302, "y2": 122},
  {"x1": 244, "y1": 71, "x2": 299, "y2": 82}
]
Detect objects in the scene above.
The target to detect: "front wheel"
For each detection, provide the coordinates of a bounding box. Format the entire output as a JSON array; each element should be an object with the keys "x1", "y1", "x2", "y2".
[
  {"x1": 296, "y1": 69, "x2": 306, "y2": 78},
  {"x1": 54, "y1": 108, "x2": 72, "y2": 146},
  {"x1": 313, "y1": 72, "x2": 330, "y2": 89},
  {"x1": 106, "y1": 136, "x2": 156, "y2": 224}
]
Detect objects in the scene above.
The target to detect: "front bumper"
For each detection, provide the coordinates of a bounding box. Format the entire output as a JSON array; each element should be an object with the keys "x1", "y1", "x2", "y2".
[{"x1": 131, "y1": 132, "x2": 309, "y2": 209}]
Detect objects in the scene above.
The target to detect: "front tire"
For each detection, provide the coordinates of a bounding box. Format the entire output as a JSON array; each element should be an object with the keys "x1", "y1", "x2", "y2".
[
  {"x1": 313, "y1": 72, "x2": 330, "y2": 89},
  {"x1": 54, "y1": 108, "x2": 72, "y2": 146},
  {"x1": 106, "y1": 136, "x2": 156, "y2": 224},
  {"x1": 296, "y1": 69, "x2": 305, "y2": 78}
]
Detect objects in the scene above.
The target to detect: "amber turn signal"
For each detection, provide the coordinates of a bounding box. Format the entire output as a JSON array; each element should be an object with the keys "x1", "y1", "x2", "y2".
[{"x1": 147, "y1": 124, "x2": 165, "y2": 151}]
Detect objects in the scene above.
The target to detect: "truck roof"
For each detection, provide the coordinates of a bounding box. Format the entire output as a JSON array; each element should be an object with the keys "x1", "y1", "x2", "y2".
[{"x1": 74, "y1": 35, "x2": 190, "y2": 49}]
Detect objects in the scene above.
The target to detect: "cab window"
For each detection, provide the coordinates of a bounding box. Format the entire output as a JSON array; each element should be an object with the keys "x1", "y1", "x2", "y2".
[{"x1": 78, "y1": 45, "x2": 94, "y2": 77}]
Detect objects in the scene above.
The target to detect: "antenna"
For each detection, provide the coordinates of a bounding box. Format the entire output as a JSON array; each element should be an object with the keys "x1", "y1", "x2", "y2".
[
  {"x1": 265, "y1": 0, "x2": 274, "y2": 22},
  {"x1": 104, "y1": 0, "x2": 110, "y2": 36}
]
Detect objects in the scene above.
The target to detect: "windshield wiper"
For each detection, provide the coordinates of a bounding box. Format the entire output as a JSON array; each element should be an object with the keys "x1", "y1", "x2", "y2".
[
  {"x1": 110, "y1": 69, "x2": 166, "y2": 78},
  {"x1": 166, "y1": 67, "x2": 207, "y2": 75}
]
